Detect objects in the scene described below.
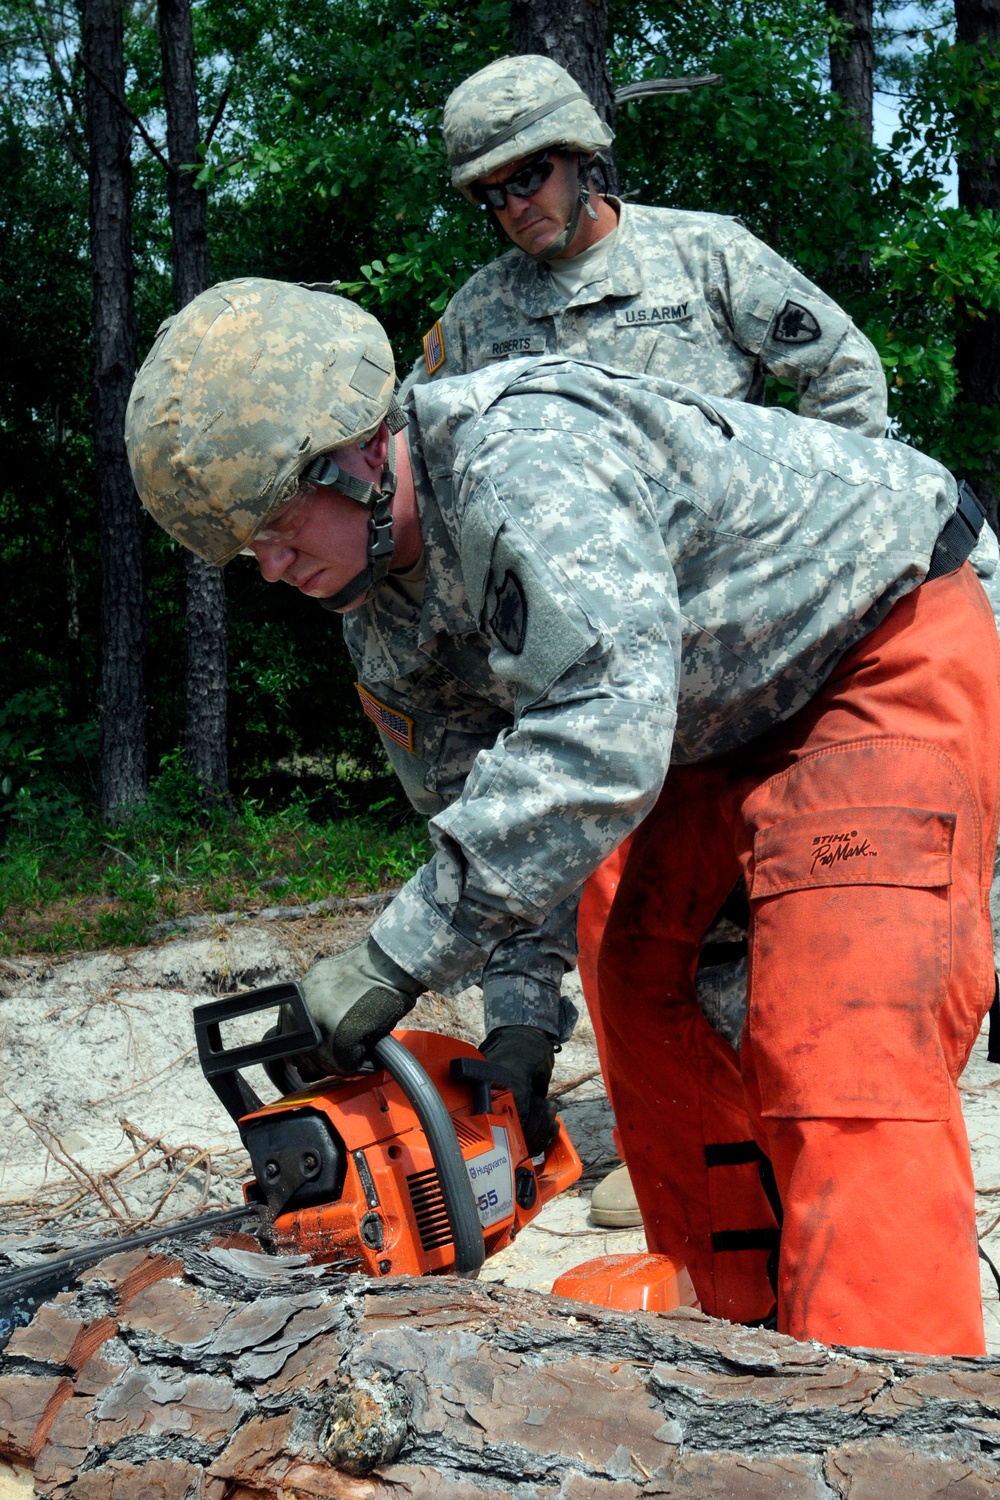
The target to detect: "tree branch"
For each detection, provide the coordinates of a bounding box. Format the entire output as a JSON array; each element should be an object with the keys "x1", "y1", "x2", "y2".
[
  {"x1": 203, "y1": 78, "x2": 231, "y2": 149},
  {"x1": 77, "y1": 50, "x2": 174, "y2": 175}
]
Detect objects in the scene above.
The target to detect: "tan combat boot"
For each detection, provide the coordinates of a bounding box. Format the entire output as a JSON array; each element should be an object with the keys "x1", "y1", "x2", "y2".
[{"x1": 589, "y1": 1161, "x2": 643, "y2": 1229}]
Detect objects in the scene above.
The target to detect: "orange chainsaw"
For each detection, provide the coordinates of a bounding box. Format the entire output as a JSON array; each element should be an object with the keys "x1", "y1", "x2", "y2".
[{"x1": 192, "y1": 981, "x2": 581, "y2": 1278}]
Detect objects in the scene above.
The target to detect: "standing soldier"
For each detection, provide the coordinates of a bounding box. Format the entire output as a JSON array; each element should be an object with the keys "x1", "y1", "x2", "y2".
[{"x1": 404, "y1": 53, "x2": 889, "y2": 1228}]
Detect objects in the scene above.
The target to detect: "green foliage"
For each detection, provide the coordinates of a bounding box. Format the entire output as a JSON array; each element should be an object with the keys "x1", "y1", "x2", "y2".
[
  {"x1": 869, "y1": 205, "x2": 1000, "y2": 466},
  {"x1": 0, "y1": 753, "x2": 429, "y2": 953},
  {"x1": 611, "y1": 1, "x2": 879, "y2": 269},
  {"x1": 0, "y1": 688, "x2": 96, "y2": 834},
  {"x1": 894, "y1": 30, "x2": 1000, "y2": 181},
  {"x1": 190, "y1": 0, "x2": 507, "y2": 362}
]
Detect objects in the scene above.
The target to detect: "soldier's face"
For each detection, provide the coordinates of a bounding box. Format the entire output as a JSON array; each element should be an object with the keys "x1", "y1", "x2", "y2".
[
  {"x1": 245, "y1": 483, "x2": 371, "y2": 610},
  {"x1": 478, "y1": 150, "x2": 579, "y2": 257}
]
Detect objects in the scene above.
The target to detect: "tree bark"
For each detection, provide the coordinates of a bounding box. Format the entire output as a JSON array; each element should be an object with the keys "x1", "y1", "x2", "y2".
[
  {"x1": 50, "y1": 403, "x2": 87, "y2": 725},
  {"x1": 827, "y1": 0, "x2": 875, "y2": 140},
  {"x1": 955, "y1": 0, "x2": 1000, "y2": 533},
  {"x1": 83, "y1": 0, "x2": 148, "y2": 823},
  {"x1": 510, "y1": 0, "x2": 618, "y2": 193},
  {"x1": 4, "y1": 1243, "x2": 1000, "y2": 1497},
  {"x1": 158, "y1": 0, "x2": 230, "y2": 806}
]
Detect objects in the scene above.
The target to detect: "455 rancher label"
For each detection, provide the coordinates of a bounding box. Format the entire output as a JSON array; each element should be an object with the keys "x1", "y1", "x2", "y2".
[{"x1": 466, "y1": 1126, "x2": 515, "y2": 1228}]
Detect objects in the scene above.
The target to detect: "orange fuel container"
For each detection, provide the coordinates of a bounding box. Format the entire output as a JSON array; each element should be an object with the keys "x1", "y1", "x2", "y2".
[{"x1": 552, "y1": 1252, "x2": 701, "y2": 1314}]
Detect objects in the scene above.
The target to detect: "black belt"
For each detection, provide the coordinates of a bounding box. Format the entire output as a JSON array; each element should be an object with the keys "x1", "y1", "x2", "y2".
[{"x1": 926, "y1": 479, "x2": 986, "y2": 581}]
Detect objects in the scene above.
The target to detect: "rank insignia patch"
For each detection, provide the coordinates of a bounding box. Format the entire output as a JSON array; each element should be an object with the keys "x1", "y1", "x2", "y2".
[
  {"x1": 355, "y1": 683, "x2": 415, "y2": 752},
  {"x1": 490, "y1": 570, "x2": 527, "y2": 655},
  {"x1": 422, "y1": 320, "x2": 446, "y2": 375},
  {"x1": 773, "y1": 301, "x2": 822, "y2": 345}
]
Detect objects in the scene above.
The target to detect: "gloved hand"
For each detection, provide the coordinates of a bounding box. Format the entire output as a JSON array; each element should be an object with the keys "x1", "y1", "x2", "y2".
[
  {"x1": 287, "y1": 936, "x2": 425, "y2": 1078},
  {"x1": 480, "y1": 1025, "x2": 558, "y2": 1156}
]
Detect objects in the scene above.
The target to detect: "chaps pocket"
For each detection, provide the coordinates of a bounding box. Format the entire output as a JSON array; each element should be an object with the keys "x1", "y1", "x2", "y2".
[{"x1": 748, "y1": 805, "x2": 954, "y2": 1120}]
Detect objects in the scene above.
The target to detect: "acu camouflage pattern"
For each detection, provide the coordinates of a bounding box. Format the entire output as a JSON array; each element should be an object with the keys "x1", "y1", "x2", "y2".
[
  {"x1": 403, "y1": 203, "x2": 888, "y2": 436},
  {"x1": 346, "y1": 356, "x2": 966, "y2": 1024},
  {"x1": 125, "y1": 280, "x2": 396, "y2": 565},
  {"x1": 444, "y1": 54, "x2": 613, "y2": 198}
]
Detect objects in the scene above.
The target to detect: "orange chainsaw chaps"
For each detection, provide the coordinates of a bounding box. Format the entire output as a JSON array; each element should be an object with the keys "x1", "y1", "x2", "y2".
[
  {"x1": 241, "y1": 1028, "x2": 581, "y2": 1277},
  {"x1": 600, "y1": 565, "x2": 1000, "y2": 1356},
  {"x1": 577, "y1": 839, "x2": 633, "y2": 1162},
  {"x1": 577, "y1": 839, "x2": 632, "y2": 1063}
]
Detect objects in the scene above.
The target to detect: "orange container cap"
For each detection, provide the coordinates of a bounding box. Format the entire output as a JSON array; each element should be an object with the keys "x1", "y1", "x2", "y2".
[{"x1": 552, "y1": 1252, "x2": 701, "y2": 1314}]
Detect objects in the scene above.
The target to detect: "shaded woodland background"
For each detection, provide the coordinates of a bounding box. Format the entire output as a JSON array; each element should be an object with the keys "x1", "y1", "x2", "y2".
[{"x1": 1, "y1": 0, "x2": 999, "y2": 837}]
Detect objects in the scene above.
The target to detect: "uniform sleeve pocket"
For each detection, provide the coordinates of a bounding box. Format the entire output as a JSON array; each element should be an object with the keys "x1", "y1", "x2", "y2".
[
  {"x1": 732, "y1": 267, "x2": 850, "y2": 368},
  {"x1": 748, "y1": 805, "x2": 954, "y2": 1120},
  {"x1": 461, "y1": 480, "x2": 608, "y2": 708}
]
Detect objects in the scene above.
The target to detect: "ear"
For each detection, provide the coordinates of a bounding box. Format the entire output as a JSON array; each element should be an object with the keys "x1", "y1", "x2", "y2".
[{"x1": 357, "y1": 420, "x2": 390, "y2": 476}]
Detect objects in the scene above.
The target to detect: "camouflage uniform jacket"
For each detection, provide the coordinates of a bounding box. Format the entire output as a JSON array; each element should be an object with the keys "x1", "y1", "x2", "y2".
[
  {"x1": 403, "y1": 202, "x2": 888, "y2": 435},
  {"x1": 342, "y1": 357, "x2": 963, "y2": 1020}
]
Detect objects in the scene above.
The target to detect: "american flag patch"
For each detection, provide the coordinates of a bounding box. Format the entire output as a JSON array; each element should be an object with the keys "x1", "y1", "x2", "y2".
[
  {"x1": 355, "y1": 683, "x2": 415, "y2": 752},
  {"x1": 422, "y1": 320, "x2": 446, "y2": 375}
]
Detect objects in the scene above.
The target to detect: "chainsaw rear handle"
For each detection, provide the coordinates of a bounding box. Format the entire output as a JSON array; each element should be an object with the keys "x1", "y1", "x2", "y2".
[
  {"x1": 192, "y1": 983, "x2": 485, "y2": 1278},
  {"x1": 534, "y1": 1114, "x2": 583, "y2": 1207}
]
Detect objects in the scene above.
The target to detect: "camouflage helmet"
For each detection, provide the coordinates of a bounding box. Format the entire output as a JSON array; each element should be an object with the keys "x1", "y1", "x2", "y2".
[
  {"x1": 444, "y1": 54, "x2": 614, "y2": 200},
  {"x1": 125, "y1": 278, "x2": 399, "y2": 567}
]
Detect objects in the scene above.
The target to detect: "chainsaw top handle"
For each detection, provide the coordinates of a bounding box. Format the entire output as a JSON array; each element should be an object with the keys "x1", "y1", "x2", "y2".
[{"x1": 192, "y1": 983, "x2": 485, "y2": 1278}]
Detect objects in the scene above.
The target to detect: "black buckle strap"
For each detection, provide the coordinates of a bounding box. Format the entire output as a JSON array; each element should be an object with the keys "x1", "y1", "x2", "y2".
[
  {"x1": 711, "y1": 1228, "x2": 781, "y2": 1252},
  {"x1": 706, "y1": 1144, "x2": 783, "y2": 1297},
  {"x1": 705, "y1": 1140, "x2": 763, "y2": 1167},
  {"x1": 319, "y1": 432, "x2": 399, "y2": 612},
  {"x1": 926, "y1": 479, "x2": 985, "y2": 582}
]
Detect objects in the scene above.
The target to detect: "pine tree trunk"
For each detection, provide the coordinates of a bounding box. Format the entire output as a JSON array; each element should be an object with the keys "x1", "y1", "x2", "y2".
[
  {"x1": 4, "y1": 1245, "x2": 1000, "y2": 1496},
  {"x1": 955, "y1": 0, "x2": 1000, "y2": 534},
  {"x1": 510, "y1": 0, "x2": 618, "y2": 192},
  {"x1": 827, "y1": 0, "x2": 875, "y2": 139},
  {"x1": 158, "y1": 0, "x2": 231, "y2": 806},
  {"x1": 183, "y1": 551, "x2": 230, "y2": 800},
  {"x1": 83, "y1": 0, "x2": 148, "y2": 823}
]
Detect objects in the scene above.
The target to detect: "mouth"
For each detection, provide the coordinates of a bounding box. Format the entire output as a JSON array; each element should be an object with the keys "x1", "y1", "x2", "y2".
[{"x1": 286, "y1": 565, "x2": 329, "y2": 595}]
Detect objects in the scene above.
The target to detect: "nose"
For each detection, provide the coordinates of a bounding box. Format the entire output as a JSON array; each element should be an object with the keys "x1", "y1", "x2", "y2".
[
  {"x1": 249, "y1": 540, "x2": 296, "y2": 583},
  {"x1": 503, "y1": 192, "x2": 533, "y2": 221}
]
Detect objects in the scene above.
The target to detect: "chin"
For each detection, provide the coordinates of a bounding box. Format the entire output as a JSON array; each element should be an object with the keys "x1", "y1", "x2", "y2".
[
  {"x1": 510, "y1": 221, "x2": 556, "y2": 255},
  {"x1": 323, "y1": 588, "x2": 371, "y2": 613}
]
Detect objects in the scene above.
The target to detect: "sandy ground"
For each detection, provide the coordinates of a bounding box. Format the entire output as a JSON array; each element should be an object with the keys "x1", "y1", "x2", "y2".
[{"x1": 0, "y1": 909, "x2": 997, "y2": 1350}]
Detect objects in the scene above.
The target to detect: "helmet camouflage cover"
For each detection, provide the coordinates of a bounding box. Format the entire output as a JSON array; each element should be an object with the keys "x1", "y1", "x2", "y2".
[
  {"x1": 125, "y1": 278, "x2": 396, "y2": 565},
  {"x1": 444, "y1": 54, "x2": 614, "y2": 199}
]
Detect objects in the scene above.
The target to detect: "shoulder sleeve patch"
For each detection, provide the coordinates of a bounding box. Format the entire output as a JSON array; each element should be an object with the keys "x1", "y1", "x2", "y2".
[
  {"x1": 489, "y1": 571, "x2": 528, "y2": 654},
  {"x1": 422, "y1": 320, "x2": 446, "y2": 376},
  {"x1": 772, "y1": 300, "x2": 822, "y2": 345},
  {"x1": 355, "y1": 683, "x2": 415, "y2": 752}
]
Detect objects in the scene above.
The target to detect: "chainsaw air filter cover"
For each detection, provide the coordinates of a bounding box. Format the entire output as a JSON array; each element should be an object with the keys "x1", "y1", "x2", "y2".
[{"x1": 242, "y1": 1109, "x2": 346, "y2": 1219}]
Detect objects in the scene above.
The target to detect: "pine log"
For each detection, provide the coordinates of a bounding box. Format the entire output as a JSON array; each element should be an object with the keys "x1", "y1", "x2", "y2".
[{"x1": 2, "y1": 1240, "x2": 1000, "y2": 1498}]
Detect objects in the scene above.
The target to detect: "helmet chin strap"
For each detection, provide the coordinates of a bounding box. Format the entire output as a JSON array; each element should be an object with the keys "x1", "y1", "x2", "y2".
[
  {"x1": 527, "y1": 153, "x2": 599, "y2": 263},
  {"x1": 296, "y1": 396, "x2": 409, "y2": 613}
]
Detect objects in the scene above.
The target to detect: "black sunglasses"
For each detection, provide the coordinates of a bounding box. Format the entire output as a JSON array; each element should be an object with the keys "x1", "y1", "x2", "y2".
[{"x1": 472, "y1": 152, "x2": 556, "y2": 211}]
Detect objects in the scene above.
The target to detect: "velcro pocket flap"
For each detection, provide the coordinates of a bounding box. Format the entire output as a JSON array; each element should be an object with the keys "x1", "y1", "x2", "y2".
[
  {"x1": 751, "y1": 805, "x2": 954, "y2": 899},
  {"x1": 461, "y1": 479, "x2": 500, "y2": 622}
]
